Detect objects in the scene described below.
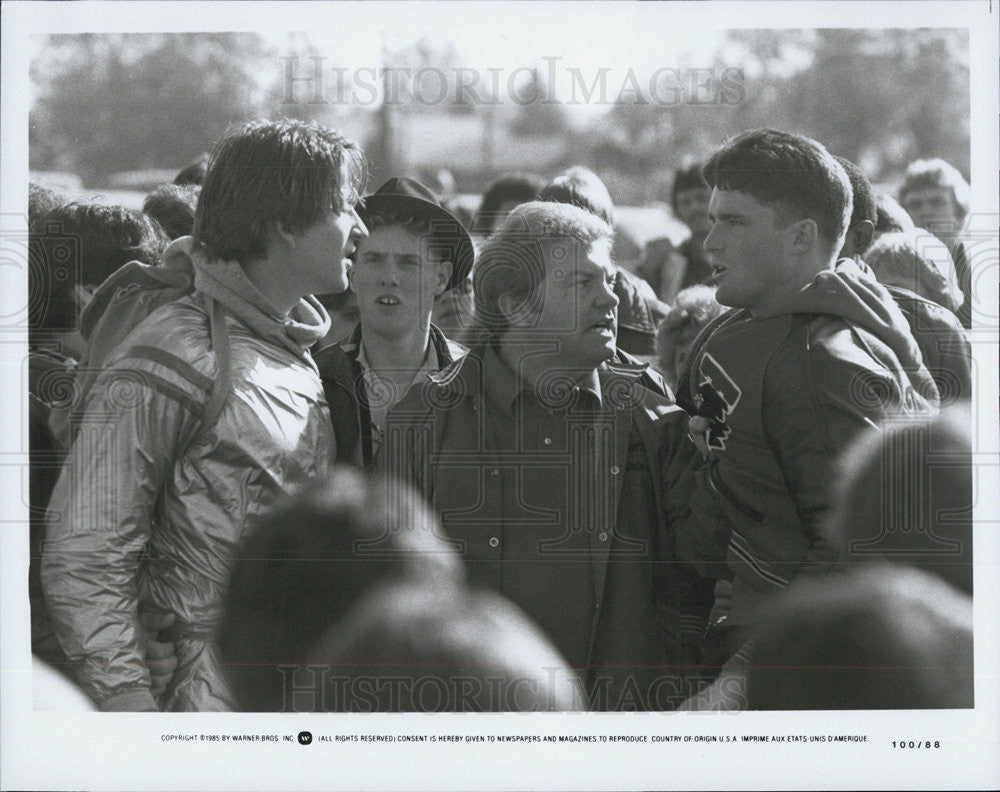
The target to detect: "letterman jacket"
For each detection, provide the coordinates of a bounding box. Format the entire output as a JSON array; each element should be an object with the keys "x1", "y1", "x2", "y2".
[{"x1": 675, "y1": 259, "x2": 938, "y2": 628}]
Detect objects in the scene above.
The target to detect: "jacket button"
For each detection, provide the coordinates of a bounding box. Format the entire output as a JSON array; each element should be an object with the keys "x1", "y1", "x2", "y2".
[
  {"x1": 598, "y1": 532, "x2": 608, "y2": 542},
  {"x1": 610, "y1": 465, "x2": 620, "y2": 475},
  {"x1": 489, "y1": 536, "x2": 500, "y2": 548},
  {"x1": 543, "y1": 437, "x2": 552, "y2": 446}
]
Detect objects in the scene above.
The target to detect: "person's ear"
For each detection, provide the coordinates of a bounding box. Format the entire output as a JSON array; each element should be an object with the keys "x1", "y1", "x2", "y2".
[
  {"x1": 498, "y1": 290, "x2": 536, "y2": 327},
  {"x1": 434, "y1": 260, "x2": 454, "y2": 296},
  {"x1": 856, "y1": 220, "x2": 875, "y2": 256},
  {"x1": 269, "y1": 220, "x2": 297, "y2": 250},
  {"x1": 788, "y1": 218, "x2": 819, "y2": 254}
]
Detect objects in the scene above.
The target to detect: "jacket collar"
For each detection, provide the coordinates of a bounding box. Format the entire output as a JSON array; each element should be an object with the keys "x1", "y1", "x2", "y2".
[
  {"x1": 480, "y1": 343, "x2": 602, "y2": 416},
  {"x1": 339, "y1": 322, "x2": 364, "y2": 359},
  {"x1": 341, "y1": 322, "x2": 466, "y2": 365},
  {"x1": 170, "y1": 237, "x2": 332, "y2": 364},
  {"x1": 432, "y1": 344, "x2": 650, "y2": 414},
  {"x1": 603, "y1": 355, "x2": 651, "y2": 381},
  {"x1": 322, "y1": 322, "x2": 466, "y2": 386},
  {"x1": 431, "y1": 324, "x2": 468, "y2": 366}
]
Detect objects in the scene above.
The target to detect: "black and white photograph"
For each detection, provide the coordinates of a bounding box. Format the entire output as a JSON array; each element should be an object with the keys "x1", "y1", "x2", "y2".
[{"x1": 1, "y1": 1, "x2": 998, "y2": 789}]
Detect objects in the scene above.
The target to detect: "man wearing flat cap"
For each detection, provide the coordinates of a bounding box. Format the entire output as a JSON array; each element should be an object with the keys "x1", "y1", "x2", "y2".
[{"x1": 315, "y1": 177, "x2": 473, "y2": 469}]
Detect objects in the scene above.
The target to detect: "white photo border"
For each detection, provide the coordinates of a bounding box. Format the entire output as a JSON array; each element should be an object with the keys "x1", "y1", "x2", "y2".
[{"x1": 2, "y1": 2, "x2": 997, "y2": 790}]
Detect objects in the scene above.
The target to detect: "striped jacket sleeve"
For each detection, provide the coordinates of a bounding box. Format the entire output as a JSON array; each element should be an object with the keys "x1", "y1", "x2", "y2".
[{"x1": 41, "y1": 346, "x2": 209, "y2": 711}]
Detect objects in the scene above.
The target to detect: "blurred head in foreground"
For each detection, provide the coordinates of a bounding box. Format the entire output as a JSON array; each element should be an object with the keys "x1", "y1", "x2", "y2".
[
  {"x1": 747, "y1": 566, "x2": 972, "y2": 710},
  {"x1": 824, "y1": 404, "x2": 972, "y2": 594},
  {"x1": 217, "y1": 468, "x2": 463, "y2": 711},
  {"x1": 305, "y1": 581, "x2": 583, "y2": 712}
]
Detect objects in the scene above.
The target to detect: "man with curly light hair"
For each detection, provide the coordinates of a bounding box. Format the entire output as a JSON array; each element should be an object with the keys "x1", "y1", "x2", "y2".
[
  {"x1": 379, "y1": 200, "x2": 712, "y2": 710},
  {"x1": 654, "y1": 284, "x2": 723, "y2": 392},
  {"x1": 898, "y1": 157, "x2": 972, "y2": 327}
]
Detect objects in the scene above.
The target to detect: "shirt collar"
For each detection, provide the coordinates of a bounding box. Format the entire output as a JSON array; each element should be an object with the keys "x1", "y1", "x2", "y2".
[
  {"x1": 356, "y1": 334, "x2": 440, "y2": 381},
  {"x1": 481, "y1": 343, "x2": 602, "y2": 417}
]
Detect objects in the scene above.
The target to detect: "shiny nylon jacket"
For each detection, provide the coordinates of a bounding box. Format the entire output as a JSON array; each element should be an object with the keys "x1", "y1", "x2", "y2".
[{"x1": 42, "y1": 293, "x2": 336, "y2": 711}]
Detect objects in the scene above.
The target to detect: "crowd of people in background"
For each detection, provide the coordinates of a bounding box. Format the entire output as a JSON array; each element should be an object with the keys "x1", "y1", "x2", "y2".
[{"x1": 27, "y1": 117, "x2": 976, "y2": 713}]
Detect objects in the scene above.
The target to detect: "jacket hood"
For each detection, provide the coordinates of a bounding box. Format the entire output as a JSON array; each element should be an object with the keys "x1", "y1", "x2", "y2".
[
  {"x1": 166, "y1": 237, "x2": 331, "y2": 364},
  {"x1": 760, "y1": 258, "x2": 927, "y2": 378}
]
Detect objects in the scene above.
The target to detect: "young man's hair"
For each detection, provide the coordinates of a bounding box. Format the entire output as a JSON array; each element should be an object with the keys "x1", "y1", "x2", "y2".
[
  {"x1": 834, "y1": 155, "x2": 877, "y2": 255},
  {"x1": 875, "y1": 194, "x2": 916, "y2": 236},
  {"x1": 143, "y1": 183, "x2": 200, "y2": 240},
  {"x1": 539, "y1": 166, "x2": 615, "y2": 226},
  {"x1": 193, "y1": 119, "x2": 366, "y2": 263},
  {"x1": 865, "y1": 230, "x2": 964, "y2": 314},
  {"x1": 703, "y1": 129, "x2": 853, "y2": 257},
  {"x1": 898, "y1": 158, "x2": 970, "y2": 222},
  {"x1": 30, "y1": 202, "x2": 167, "y2": 336},
  {"x1": 216, "y1": 468, "x2": 462, "y2": 712},
  {"x1": 655, "y1": 284, "x2": 723, "y2": 384},
  {"x1": 473, "y1": 201, "x2": 612, "y2": 338},
  {"x1": 475, "y1": 172, "x2": 545, "y2": 236},
  {"x1": 28, "y1": 182, "x2": 67, "y2": 231},
  {"x1": 173, "y1": 152, "x2": 209, "y2": 186},
  {"x1": 670, "y1": 162, "x2": 709, "y2": 215}
]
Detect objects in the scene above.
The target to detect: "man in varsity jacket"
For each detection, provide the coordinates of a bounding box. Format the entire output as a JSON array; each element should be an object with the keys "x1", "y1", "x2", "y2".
[{"x1": 675, "y1": 129, "x2": 938, "y2": 662}]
